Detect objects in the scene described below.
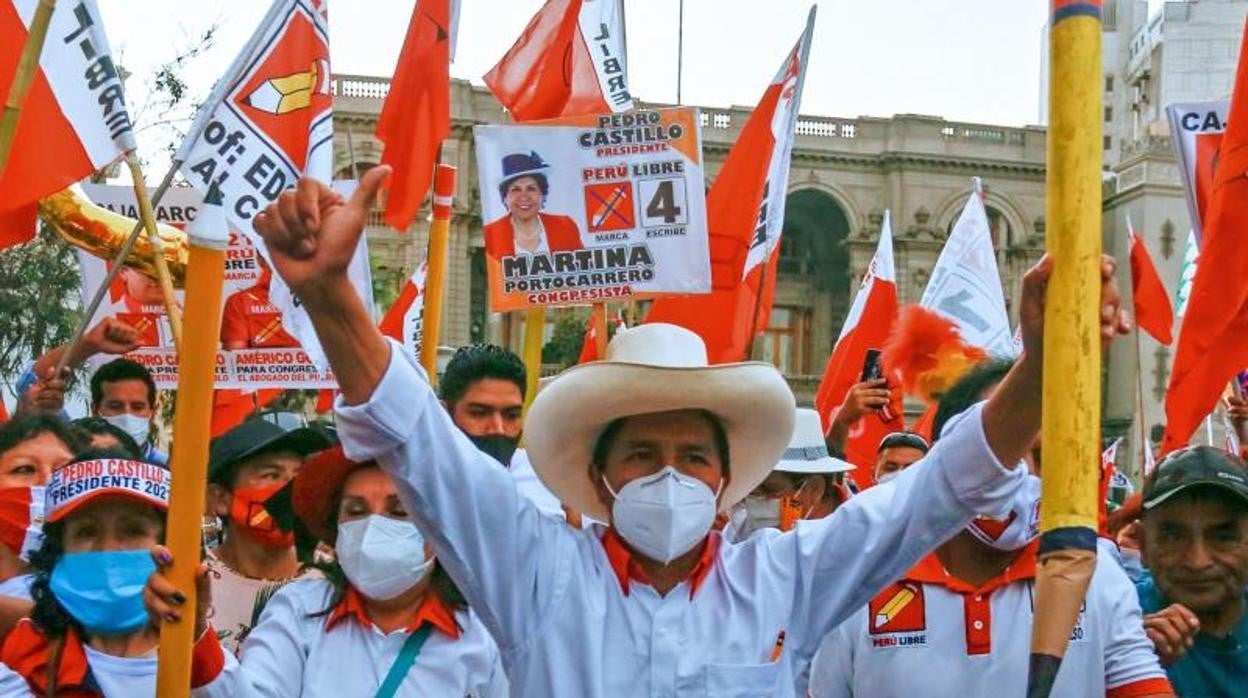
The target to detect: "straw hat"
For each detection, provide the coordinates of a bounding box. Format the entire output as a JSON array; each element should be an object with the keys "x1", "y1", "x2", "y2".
[
  {"x1": 526, "y1": 324, "x2": 795, "y2": 521},
  {"x1": 775, "y1": 408, "x2": 854, "y2": 475}
]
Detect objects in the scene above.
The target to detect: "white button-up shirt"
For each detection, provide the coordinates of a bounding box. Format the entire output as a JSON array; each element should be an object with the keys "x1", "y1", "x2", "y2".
[
  {"x1": 193, "y1": 578, "x2": 507, "y2": 697},
  {"x1": 335, "y1": 342, "x2": 1025, "y2": 697}
]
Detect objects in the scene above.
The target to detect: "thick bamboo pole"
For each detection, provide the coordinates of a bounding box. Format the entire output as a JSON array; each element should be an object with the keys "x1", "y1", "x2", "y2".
[{"x1": 0, "y1": 0, "x2": 56, "y2": 177}]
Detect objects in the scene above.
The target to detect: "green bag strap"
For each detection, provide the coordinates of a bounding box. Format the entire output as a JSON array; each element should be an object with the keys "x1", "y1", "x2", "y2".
[{"x1": 375, "y1": 624, "x2": 434, "y2": 698}]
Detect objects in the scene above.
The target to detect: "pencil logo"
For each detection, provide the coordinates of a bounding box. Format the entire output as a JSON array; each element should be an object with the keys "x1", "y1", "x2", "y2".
[{"x1": 868, "y1": 582, "x2": 926, "y2": 635}]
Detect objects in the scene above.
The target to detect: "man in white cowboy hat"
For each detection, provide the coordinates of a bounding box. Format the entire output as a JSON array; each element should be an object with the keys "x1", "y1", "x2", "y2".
[
  {"x1": 250, "y1": 169, "x2": 1129, "y2": 697},
  {"x1": 730, "y1": 407, "x2": 855, "y2": 540}
]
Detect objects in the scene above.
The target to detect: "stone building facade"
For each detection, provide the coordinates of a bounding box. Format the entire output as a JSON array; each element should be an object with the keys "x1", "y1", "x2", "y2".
[{"x1": 331, "y1": 75, "x2": 1048, "y2": 404}]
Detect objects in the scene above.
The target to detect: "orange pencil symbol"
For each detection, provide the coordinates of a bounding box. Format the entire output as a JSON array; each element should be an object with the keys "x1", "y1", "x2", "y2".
[
  {"x1": 591, "y1": 185, "x2": 629, "y2": 229},
  {"x1": 874, "y1": 586, "x2": 916, "y2": 628}
]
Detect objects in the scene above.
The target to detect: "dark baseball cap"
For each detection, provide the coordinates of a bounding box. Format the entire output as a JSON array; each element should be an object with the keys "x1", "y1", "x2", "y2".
[
  {"x1": 1142, "y1": 445, "x2": 1248, "y2": 510},
  {"x1": 208, "y1": 412, "x2": 334, "y2": 485}
]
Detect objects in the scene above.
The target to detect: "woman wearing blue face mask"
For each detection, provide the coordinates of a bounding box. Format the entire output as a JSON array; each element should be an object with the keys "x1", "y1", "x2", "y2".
[
  {"x1": 148, "y1": 445, "x2": 507, "y2": 697},
  {"x1": 0, "y1": 449, "x2": 235, "y2": 696}
]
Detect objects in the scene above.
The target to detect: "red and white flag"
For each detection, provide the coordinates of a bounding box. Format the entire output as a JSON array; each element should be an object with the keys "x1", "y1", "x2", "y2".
[
  {"x1": 814, "y1": 211, "x2": 900, "y2": 477},
  {"x1": 0, "y1": 0, "x2": 135, "y2": 248},
  {"x1": 1101, "y1": 437, "x2": 1122, "y2": 472},
  {"x1": 484, "y1": 0, "x2": 632, "y2": 122},
  {"x1": 1127, "y1": 215, "x2": 1174, "y2": 345},
  {"x1": 578, "y1": 308, "x2": 626, "y2": 364},
  {"x1": 378, "y1": 261, "x2": 429, "y2": 366},
  {"x1": 1166, "y1": 100, "x2": 1227, "y2": 244},
  {"x1": 920, "y1": 179, "x2": 1014, "y2": 357},
  {"x1": 646, "y1": 8, "x2": 816, "y2": 362},
  {"x1": 376, "y1": 0, "x2": 460, "y2": 231},
  {"x1": 177, "y1": 0, "x2": 371, "y2": 367}
]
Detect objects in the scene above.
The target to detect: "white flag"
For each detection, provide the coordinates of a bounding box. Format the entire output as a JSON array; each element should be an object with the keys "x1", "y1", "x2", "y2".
[
  {"x1": 1165, "y1": 100, "x2": 1226, "y2": 244},
  {"x1": 920, "y1": 179, "x2": 1015, "y2": 356}
]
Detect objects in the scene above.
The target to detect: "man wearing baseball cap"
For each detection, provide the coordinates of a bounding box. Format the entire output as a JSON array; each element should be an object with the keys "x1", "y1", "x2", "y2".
[
  {"x1": 204, "y1": 411, "x2": 333, "y2": 653},
  {"x1": 1136, "y1": 446, "x2": 1248, "y2": 697},
  {"x1": 247, "y1": 169, "x2": 1130, "y2": 696}
]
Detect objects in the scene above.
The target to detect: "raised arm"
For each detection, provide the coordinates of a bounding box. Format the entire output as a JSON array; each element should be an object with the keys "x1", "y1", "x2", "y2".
[{"x1": 253, "y1": 172, "x2": 576, "y2": 650}]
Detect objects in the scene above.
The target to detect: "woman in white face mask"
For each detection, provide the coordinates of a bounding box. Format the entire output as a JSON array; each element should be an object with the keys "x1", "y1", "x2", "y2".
[{"x1": 157, "y1": 445, "x2": 507, "y2": 697}]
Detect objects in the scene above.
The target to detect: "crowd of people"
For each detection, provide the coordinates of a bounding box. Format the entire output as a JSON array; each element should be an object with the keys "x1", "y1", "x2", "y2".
[{"x1": 0, "y1": 170, "x2": 1241, "y2": 697}]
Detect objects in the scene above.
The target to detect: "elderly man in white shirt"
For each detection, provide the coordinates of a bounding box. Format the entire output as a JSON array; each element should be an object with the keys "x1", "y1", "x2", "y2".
[{"x1": 245, "y1": 167, "x2": 1129, "y2": 697}]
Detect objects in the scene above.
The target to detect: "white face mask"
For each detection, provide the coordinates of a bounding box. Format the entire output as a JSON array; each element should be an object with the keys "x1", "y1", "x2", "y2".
[
  {"x1": 102, "y1": 413, "x2": 151, "y2": 446},
  {"x1": 875, "y1": 470, "x2": 900, "y2": 485},
  {"x1": 966, "y1": 474, "x2": 1041, "y2": 551},
  {"x1": 336, "y1": 515, "x2": 434, "y2": 601},
  {"x1": 605, "y1": 466, "x2": 721, "y2": 564}
]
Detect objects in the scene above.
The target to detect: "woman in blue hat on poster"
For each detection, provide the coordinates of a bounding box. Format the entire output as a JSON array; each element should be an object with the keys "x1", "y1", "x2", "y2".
[{"x1": 483, "y1": 151, "x2": 584, "y2": 260}]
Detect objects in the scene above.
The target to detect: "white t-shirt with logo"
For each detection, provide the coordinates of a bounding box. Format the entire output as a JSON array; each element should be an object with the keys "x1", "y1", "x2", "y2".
[{"x1": 807, "y1": 544, "x2": 1170, "y2": 697}]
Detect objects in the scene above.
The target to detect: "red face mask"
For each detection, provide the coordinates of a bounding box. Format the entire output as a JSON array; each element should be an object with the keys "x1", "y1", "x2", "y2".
[{"x1": 229, "y1": 484, "x2": 293, "y2": 549}]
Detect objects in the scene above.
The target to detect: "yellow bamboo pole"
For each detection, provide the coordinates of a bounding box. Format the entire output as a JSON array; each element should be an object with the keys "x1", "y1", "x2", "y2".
[
  {"x1": 522, "y1": 307, "x2": 545, "y2": 416},
  {"x1": 0, "y1": 0, "x2": 56, "y2": 178},
  {"x1": 1031, "y1": 2, "x2": 1103, "y2": 696},
  {"x1": 592, "y1": 302, "x2": 609, "y2": 358},
  {"x1": 154, "y1": 186, "x2": 228, "y2": 697},
  {"x1": 420, "y1": 164, "x2": 457, "y2": 385},
  {"x1": 126, "y1": 155, "x2": 183, "y2": 352}
]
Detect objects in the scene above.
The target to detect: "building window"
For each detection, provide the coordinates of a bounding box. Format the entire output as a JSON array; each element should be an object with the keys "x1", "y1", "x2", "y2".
[
  {"x1": 1105, "y1": 75, "x2": 1114, "y2": 92},
  {"x1": 759, "y1": 306, "x2": 812, "y2": 375},
  {"x1": 1104, "y1": 106, "x2": 1113, "y2": 122},
  {"x1": 1103, "y1": 135, "x2": 1112, "y2": 151}
]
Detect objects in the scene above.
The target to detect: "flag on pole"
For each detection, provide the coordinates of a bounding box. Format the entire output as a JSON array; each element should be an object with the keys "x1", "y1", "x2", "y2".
[
  {"x1": 376, "y1": 0, "x2": 459, "y2": 231},
  {"x1": 0, "y1": 0, "x2": 135, "y2": 248},
  {"x1": 378, "y1": 261, "x2": 429, "y2": 366},
  {"x1": 578, "y1": 308, "x2": 625, "y2": 363},
  {"x1": 1166, "y1": 100, "x2": 1227, "y2": 243},
  {"x1": 1162, "y1": 17, "x2": 1248, "y2": 453},
  {"x1": 1126, "y1": 216, "x2": 1174, "y2": 345},
  {"x1": 814, "y1": 211, "x2": 901, "y2": 477},
  {"x1": 484, "y1": 0, "x2": 632, "y2": 122},
  {"x1": 645, "y1": 8, "x2": 816, "y2": 362},
  {"x1": 919, "y1": 179, "x2": 1015, "y2": 357}
]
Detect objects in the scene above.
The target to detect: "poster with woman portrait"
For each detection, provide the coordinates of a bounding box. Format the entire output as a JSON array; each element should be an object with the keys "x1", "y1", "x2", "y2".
[{"x1": 474, "y1": 107, "x2": 711, "y2": 311}]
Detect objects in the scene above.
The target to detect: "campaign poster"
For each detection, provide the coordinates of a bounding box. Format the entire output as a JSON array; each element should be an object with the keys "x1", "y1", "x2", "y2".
[
  {"x1": 74, "y1": 183, "x2": 372, "y2": 388},
  {"x1": 1166, "y1": 100, "x2": 1227, "y2": 244},
  {"x1": 474, "y1": 107, "x2": 711, "y2": 312}
]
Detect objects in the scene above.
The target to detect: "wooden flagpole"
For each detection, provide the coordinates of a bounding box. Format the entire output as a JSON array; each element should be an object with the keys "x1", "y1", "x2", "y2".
[
  {"x1": 154, "y1": 185, "x2": 228, "y2": 698},
  {"x1": 126, "y1": 154, "x2": 184, "y2": 351},
  {"x1": 592, "y1": 302, "x2": 609, "y2": 358},
  {"x1": 1134, "y1": 308, "x2": 1150, "y2": 476},
  {"x1": 521, "y1": 308, "x2": 544, "y2": 415},
  {"x1": 420, "y1": 164, "x2": 457, "y2": 384},
  {"x1": 1030, "y1": 2, "x2": 1104, "y2": 697},
  {"x1": 0, "y1": 0, "x2": 56, "y2": 177}
]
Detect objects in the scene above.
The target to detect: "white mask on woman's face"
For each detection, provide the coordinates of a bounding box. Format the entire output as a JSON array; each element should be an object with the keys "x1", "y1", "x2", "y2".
[
  {"x1": 605, "y1": 466, "x2": 721, "y2": 564},
  {"x1": 335, "y1": 515, "x2": 433, "y2": 601}
]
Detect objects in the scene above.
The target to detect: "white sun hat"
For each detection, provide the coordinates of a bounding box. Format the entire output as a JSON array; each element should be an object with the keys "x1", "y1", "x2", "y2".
[{"x1": 775, "y1": 408, "x2": 854, "y2": 474}]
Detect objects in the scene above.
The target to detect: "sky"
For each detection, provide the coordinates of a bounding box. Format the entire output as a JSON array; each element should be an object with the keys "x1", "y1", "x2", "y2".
[{"x1": 92, "y1": 0, "x2": 1082, "y2": 167}]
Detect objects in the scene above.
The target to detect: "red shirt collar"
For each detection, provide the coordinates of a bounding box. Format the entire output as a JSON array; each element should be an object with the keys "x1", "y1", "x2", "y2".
[
  {"x1": 601, "y1": 527, "x2": 720, "y2": 598},
  {"x1": 904, "y1": 539, "x2": 1039, "y2": 595},
  {"x1": 326, "y1": 586, "x2": 461, "y2": 639}
]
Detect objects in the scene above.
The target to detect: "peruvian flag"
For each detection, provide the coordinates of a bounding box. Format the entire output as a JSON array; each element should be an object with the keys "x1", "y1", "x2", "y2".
[
  {"x1": 484, "y1": 0, "x2": 632, "y2": 122},
  {"x1": 0, "y1": 0, "x2": 135, "y2": 248},
  {"x1": 919, "y1": 179, "x2": 1015, "y2": 357},
  {"x1": 646, "y1": 8, "x2": 816, "y2": 362},
  {"x1": 1162, "y1": 17, "x2": 1248, "y2": 453},
  {"x1": 1127, "y1": 216, "x2": 1174, "y2": 345},
  {"x1": 1166, "y1": 100, "x2": 1226, "y2": 243},
  {"x1": 378, "y1": 261, "x2": 429, "y2": 365},
  {"x1": 376, "y1": 0, "x2": 460, "y2": 231},
  {"x1": 578, "y1": 308, "x2": 626, "y2": 363},
  {"x1": 814, "y1": 212, "x2": 901, "y2": 479}
]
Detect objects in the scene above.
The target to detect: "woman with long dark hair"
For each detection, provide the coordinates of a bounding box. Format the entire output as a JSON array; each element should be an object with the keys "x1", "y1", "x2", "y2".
[{"x1": 148, "y1": 445, "x2": 506, "y2": 696}]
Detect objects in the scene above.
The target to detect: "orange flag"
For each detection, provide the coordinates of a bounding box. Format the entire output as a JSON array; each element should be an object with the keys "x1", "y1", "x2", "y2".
[
  {"x1": 1162, "y1": 17, "x2": 1248, "y2": 452},
  {"x1": 1126, "y1": 217, "x2": 1174, "y2": 345},
  {"x1": 376, "y1": 0, "x2": 458, "y2": 231},
  {"x1": 483, "y1": 0, "x2": 632, "y2": 122},
  {"x1": 645, "y1": 10, "x2": 816, "y2": 362}
]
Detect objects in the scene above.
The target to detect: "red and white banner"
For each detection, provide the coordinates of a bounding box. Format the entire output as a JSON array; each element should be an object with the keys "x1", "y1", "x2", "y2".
[
  {"x1": 920, "y1": 179, "x2": 1015, "y2": 357},
  {"x1": 814, "y1": 211, "x2": 901, "y2": 479},
  {"x1": 378, "y1": 261, "x2": 428, "y2": 367},
  {"x1": 0, "y1": 0, "x2": 134, "y2": 248},
  {"x1": 484, "y1": 0, "x2": 632, "y2": 122},
  {"x1": 176, "y1": 0, "x2": 354, "y2": 366},
  {"x1": 1166, "y1": 100, "x2": 1226, "y2": 244},
  {"x1": 74, "y1": 183, "x2": 372, "y2": 389}
]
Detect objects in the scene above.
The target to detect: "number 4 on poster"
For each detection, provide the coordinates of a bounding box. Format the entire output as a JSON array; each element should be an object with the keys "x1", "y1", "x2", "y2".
[{"x1": 640, "y1": 177, "x2": 688, "y2": 227}]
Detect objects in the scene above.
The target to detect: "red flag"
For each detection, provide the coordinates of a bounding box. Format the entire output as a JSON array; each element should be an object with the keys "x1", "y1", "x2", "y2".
[
  {"x1": 578, "y1": 309, "x2": 625, "y2": 363},
  {"x1": 1162, "y1": 17, "x2": 1248, "y2": 453},
  {"x1": 814, "y1": 213, "x2": 900, "y2": 477},
  {"x1": 211, "y1": 389, "x2": 282, "y2": 438},
  {"x1": 483, "y1": 0, "x2": 631, "y2": 122},
  {"x1": 376, "y1": 0, "x2": 457, "y2": 231},
  {"x1": 0, "y1": 0, "x2": 134, "y2": 248},
  {"x1": 1127, "y1": 218, "x2": 1174, "y2": 345},
  {"x1": 645, "y1": 10, "x2": 816, "y2": 361}
]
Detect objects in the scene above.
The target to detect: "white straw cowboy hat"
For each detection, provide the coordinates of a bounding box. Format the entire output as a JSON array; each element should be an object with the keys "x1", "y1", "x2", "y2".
[
  {"x1": 776, "y1": 408, "x2": 854, "y2": 475},
  {"x1": 526, "y1": 323, "x2": 796, "y2": 521}
]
